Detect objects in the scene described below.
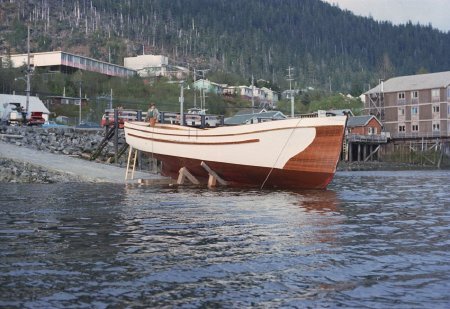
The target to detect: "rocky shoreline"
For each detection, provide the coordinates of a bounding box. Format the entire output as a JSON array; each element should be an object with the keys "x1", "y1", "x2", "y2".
[
  {"x1": 336, "y1": 160, "x2": 445, "y2": 171},
  {"x1": 0, "y1": 157, "x2": 84, "y2": 183},
  {"x1": 0, "y1": 125, "x2": 129, "y2": 183},
  {"x1": 0, "y1": 125, "x2": 124, "y2": 161}
]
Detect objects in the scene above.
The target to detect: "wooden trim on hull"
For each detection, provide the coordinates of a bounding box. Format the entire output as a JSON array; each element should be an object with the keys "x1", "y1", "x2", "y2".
[
  {"x1": 150, "y1": 154, "x2": 335, "y2": 190},
  {"x1": 284, "y1": 125, "x2": 345, "y2": 174}
]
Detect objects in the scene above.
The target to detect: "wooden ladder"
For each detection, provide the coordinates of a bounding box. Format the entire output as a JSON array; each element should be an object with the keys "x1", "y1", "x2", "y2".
[{"x1": 125, "y1": 146, "x2": 138, "y2": 180}]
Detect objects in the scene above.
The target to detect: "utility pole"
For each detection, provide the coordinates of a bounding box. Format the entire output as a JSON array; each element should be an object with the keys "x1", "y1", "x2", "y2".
[
  {"x1": 25, "y1": 25, "x2": 31, "y2": 122},
  {"x1": 79, "y1": 80, "x2": 82, "y2": 124},
  {"x1": 251, "y1": 75, "x2": 255, "y2": 113},
  {"x1": 179, "y1": 82, "x2": 185, "y2": 126},
  {"x1": 286, "y1": 66, "x2": 295, "y2": 117},
  {"x1": 109, "y1": 88, "x2": 113, "y2": 109},
  {"x1": 196, "y1": 69, "x2": 209, "y2": 110},
  {"x1": 193, "y1": 68, "x2": 197, "y2": 108}
]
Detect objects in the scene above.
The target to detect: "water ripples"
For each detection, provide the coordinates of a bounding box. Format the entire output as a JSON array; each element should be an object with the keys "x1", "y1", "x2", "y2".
[{"x1": 0, "y1": 170, "x2": 449, "y2": 307}]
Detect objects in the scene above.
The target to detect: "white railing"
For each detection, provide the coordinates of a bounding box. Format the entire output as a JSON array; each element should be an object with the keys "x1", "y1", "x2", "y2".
[{"x1": 347, "y1": 134, "x2": 388, "y2": 143}]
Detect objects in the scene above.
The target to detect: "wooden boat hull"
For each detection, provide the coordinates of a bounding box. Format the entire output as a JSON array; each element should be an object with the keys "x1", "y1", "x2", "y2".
[{"x1": 124, "y1": 117, "x2": 346, "y2": 189}]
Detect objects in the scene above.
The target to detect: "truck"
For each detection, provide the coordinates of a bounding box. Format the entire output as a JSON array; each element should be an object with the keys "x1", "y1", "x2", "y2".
[
  {"x1": 1, "y1": 103, "x2": 24, "y2": 125},
  {"x1": 100, "y1": 108, "x2": 142, "y2": 129},
  {"x1": 1, "y1": 103, "x2": 45, "y2": 126}
]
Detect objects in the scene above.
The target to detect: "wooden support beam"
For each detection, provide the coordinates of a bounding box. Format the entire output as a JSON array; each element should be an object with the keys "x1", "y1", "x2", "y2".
[
  {"x1": 427, "y1": 140, "x2": 439, "y2": 152},
  {"x1": 201, "y1": 161, "x2": 228, "y2": 188},
  {"x1": 177, "y1": 167, "x2": 200, "y2": 185},
  {"x1": 208, "y1": 175, "x2": 217, "y2": 188},
  {"x1": 348, "y1": 142, "x2": 353, "y2": 162},
  {"x1": 364, "y1": 145, "x2": 380, "y2": 162}
]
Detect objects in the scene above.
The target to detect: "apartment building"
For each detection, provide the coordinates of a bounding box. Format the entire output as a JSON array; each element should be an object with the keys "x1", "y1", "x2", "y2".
[{"x1": 364, "y1": 71, "x2": 450, "y2": 139}]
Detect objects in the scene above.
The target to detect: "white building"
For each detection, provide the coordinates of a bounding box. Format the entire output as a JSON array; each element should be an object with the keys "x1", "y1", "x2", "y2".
[
  {"x1": 1, "y1": 51, "x2": 135, "y2": 78},
  {"x1": 124, "y1": 55, "x2": 168, "y2": 77}
]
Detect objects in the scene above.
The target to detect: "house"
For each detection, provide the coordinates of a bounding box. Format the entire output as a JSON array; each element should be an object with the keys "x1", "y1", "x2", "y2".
[
  {"x1": 45, "y1": 96, "x2": 89, "y2": 106},
  {"x1": 225, "y1": 110, "x2": 286, "y2": 125},
  {"x1": 344, "y1": 115, "x2": 388, "y2": 163},
  {"x1": 347, "y1": 115, "x2": 382, "y2": 136},
  {"x1": 0, "y1": 94, "x2": 50, "y2": 121},
  {"x1": 1, "y1": 51, "x2": 136, "y2": 78},
  {"x1": 192, "y1": 81, "x2": 278, "y2": 108},
  {"x1": 193, "y1": 79, "x2": 225, "y2": 95},
  {"x1": 222, "y1": 86, "x2": 238, "y2": 96},
  {"x1": 260, "y1": 87, "x2": 279, "y2": 106},
  {"x1": 364, "y1": 71, "x2": 450, "y2": 138},
  {"x1": 238, "y1": 86, "x2": 253, "y2": 99}
]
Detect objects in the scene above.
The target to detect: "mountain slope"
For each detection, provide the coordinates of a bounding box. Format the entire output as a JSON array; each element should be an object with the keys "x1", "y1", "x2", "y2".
[{"x1": 1, "y1": 0, "x2": 449, "y2": 93}]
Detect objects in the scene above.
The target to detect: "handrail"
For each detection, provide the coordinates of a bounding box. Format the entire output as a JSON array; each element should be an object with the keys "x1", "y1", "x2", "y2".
[{"x1": 347, "y1": 134, "x2": 388, "y2": 143}]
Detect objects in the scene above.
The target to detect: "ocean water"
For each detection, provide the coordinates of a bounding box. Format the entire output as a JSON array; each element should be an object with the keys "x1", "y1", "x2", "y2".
[{"x1": 0, "y1": 170, "x2": 449, "y2": 308}]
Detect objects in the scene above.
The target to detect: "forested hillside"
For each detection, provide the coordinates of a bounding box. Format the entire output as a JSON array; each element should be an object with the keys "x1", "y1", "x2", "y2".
[{"x1": 1, "y1": 0, "x2": 450, "y2": 93}]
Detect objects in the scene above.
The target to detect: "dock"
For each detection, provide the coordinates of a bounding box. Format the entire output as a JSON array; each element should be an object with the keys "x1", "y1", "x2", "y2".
[{"x1": 0, "y1": 141, "x2": 171, "y2": 184}]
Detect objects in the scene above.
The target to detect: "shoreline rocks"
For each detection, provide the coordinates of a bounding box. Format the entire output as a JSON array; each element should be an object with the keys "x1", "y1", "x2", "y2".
[
  {"x1": 0, "y1": 125, "x2": 130, "y2": 164},
  {"x1": 0, "y1": 157, "x2": 83, "y2": 183},
  {"x1": 337, "y1": 161, "x2": 443, "y2": 172},
  {"x1": 0, "y1": 125, "x2": 129, "y2": 183}
]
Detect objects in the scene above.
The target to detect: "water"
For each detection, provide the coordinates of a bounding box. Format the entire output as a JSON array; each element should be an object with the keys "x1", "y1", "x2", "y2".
[{"x1": 0, "y1": 170, "x2": 449, "y2": 308}]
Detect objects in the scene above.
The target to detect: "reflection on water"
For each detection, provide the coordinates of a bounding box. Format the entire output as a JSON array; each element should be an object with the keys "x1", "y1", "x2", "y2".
[{"x1": 0, "y1": 170, "x2": 449, "y2": 308}]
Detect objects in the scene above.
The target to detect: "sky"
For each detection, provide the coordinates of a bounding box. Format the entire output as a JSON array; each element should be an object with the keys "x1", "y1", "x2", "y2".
[{"x1": 321, "y1": 0, "x2": 450, "y2": 32}]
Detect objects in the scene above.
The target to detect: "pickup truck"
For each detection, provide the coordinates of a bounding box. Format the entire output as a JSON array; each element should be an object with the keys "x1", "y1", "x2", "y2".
[{"x1": 27, "y1": 111, "x2": 45, "y2": 126}]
